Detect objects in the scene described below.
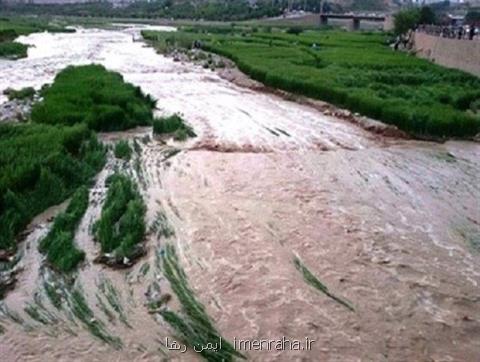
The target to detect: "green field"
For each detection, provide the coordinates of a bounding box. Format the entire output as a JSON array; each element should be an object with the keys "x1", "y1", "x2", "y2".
[{"x1": 143, "y1": 27, "x2": 480, "y2": 138}]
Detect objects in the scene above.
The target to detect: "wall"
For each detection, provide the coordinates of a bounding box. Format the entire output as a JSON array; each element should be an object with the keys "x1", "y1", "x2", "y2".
[{"x1": 413, "y1": 32, "x2": 480, "y2": 77}]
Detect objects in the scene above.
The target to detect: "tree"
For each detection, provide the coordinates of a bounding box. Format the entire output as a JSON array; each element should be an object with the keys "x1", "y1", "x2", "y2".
[
  {"x1": 419, "y1": 6, "x2": 436, "y2": 25},
  {"x1": 393, "y1": 9, "x2": 420, "y2": 35},
  {"x1": 466, "y1": 10, "x2": 480, "y2": 24}
]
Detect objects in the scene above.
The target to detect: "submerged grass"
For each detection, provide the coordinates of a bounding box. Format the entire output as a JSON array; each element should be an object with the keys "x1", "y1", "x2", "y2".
[
  {"x1": 98, "y1": 277, "x2": 130, "y2": 327},
  {"x1": 150, "y1": 209, "x2": 175, "y2": 239},
  {"x1": 68, "y1": 288, "x2": 122, "y2": 348},
  {"x1": 38, "y1": 186, "x2": 89, "y2": 273},
  {"x1": 160, "y1": 244, "x2": 245, "y2": 361},
  {"x1": 293, "y1": 255, "x2": 354, "y2": 312}
]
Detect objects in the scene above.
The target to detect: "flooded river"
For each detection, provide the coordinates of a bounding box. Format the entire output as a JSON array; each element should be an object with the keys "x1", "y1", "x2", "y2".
[{"x1": 0, "y1": 25, "x2": 479, "y2": 361}]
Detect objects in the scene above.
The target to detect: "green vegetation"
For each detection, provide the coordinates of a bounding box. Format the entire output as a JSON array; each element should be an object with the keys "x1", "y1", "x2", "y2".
[
  {"x1": 114, "y1": 140, "x2": 132, "y2": 161},
  {"x1": 150, "y1": 209, "x2": 175, "y2": 239},
  {"x1": 144, "y1": 27, "x2": 480, "y2": 138},
  {"x1": 68, "y1": 288, "x2": 122, "y2": 348},
  {"x1": 1, "y1": 1, "x2": 282, "y2": 21},
  {"x1": 293, "y1": 255, "x2": 354, "y2": 311},
  {"x1": 0, "y1": 17, "x2": 74, "y2": 59},
  {"x1": 153, "y1": 114, "x2": 196, "y2": 141},
  {"x1": 160, "y1": 244, "x2": 245, "y2": 361},
  {"x1": 3, "y1": 86, "x2": 35, "y2": 101},
  {"x1": 466, "y1": 10, "x2": 480, "y2": 23},
  {"x1": 0, "y1": 41, "x2": 28, "y2": 58},
  {"x1": 0, "y1": 123, "x2": 106, "y2": 251},
  {"x1": 38, "y1": 186, "x2": 89, "y2": 273},
  {"x1": 97, "y1": 277, "x2": 130, "y2": 327},
  {"x1": 94, "y1": 173, "x2": 146, "y2": 263},
  {"x1": 31, "y1": 64, "x2": 156, "y2": 132},
  {"x1": 394, "y1": 6, "x2": 436, "y2": 35}
]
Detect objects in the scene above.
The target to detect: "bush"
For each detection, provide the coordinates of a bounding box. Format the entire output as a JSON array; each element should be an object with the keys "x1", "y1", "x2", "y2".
[
  {"x1": 152, "y1": 114, "x2": 196, "y2": 139},
  {"x1": 93, "y1": 173, "x2": 146, "y2": 262},
  {"x1": 114, "y1": 140, "x2": 132, "y2": 160},
  {"x1": 31, "y1": 64, "x2": 156, "y2": 132},
  {"x1": 38, "y1": 186, "x2": 89, "y2": 272},
  {"x1": 286, "y1": 27, "x2": 303, "y2": 35}
]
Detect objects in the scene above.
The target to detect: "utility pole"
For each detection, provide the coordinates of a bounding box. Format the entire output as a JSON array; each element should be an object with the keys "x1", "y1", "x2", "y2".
[{"x1": 319, "y1": 0, "x2": 324, "y2": 27}]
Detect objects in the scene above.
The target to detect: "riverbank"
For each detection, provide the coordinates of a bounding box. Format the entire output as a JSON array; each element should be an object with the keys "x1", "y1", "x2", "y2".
[{"x1": 143, "y1": 27, "x2": 480, "y2": 139}]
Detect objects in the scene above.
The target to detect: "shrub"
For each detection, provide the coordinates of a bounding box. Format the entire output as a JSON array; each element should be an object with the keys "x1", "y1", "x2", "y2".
[{"x1": 286, "y1": 27, "x2": 303, "y2": 35}]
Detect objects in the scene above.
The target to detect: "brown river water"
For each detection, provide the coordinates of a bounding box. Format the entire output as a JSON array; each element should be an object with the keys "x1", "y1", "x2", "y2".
[{"x1": 0, "y1": 25, "x2": 479, "y2": 362}]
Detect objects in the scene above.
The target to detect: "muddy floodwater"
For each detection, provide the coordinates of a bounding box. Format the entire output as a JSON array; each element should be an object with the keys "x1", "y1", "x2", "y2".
[{"x1": 0, "y1": 25, "x2": 479, "y2": 362}]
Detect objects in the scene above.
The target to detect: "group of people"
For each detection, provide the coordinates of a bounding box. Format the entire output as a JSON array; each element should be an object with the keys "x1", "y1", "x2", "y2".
[{"x1": 417, "y1": 24, "x2": 480, "y2": 41}]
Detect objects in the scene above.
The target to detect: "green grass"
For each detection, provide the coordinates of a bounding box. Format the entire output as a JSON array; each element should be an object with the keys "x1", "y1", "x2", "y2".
[
  {"x1": 97, "y1": 277, "x2": 130, "y2": 327},
  {"x1": 0, "y1": 41, "x2": 28, "y2": 58},
  {"x1": 144, "y1": 28, "x2": 480, "y2": 138},
  {"x1": 0, "y1": 123, "x2": 106, "y2": 252},
  {"x1": 152, "y1": 114, "x2": 196, "y2": 141},
  {"x1": 293, "y1": 256, "x2": 354, "y2": 312},
  {"x1": 160, "y1": 244, "x2": 245, "y2": 361},
  {"x1": 0, "y1": 17, "x2": 74, "y2": 59},
  {"x1": 38, "y1": 186, "x2": 89, "y2": 273},
  {"x1": 31, "y1": 64, "x2": 156, "y2": 132},
  {"x1": 3, "y1": 86, "x2": 35, "y2": 101},
  {"x1": 93, "y1": 173, "x2": 146, "y2": 263},
  {"x1": 113, "y1": 140, "x2": 132, "y2": 161}
]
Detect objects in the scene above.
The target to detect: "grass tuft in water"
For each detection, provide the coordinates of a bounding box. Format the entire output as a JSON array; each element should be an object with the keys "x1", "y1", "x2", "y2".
[
  {"x1": 94, "y1": 173, "x2": 146, "y2": 263},
  {"x1": 39, "y1": 186, "x2": 89, "y2": 273},
  {"x1": 160, "y1": 244, "x2": 245, "y2": 361},
  {"x1": 293, "y1": 255, "x2": 354, "y2": 312},
  {"x1": 114, "y1": 140, "x2": 132, "y2": 161},
  {"x1": 153, "y1": 114, "x2": 196, "y2": 140}
]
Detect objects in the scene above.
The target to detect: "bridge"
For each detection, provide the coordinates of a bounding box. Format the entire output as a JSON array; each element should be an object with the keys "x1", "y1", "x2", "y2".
[{"x1": 319, "y1": 13, "x2": 387, "y2": 30}]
